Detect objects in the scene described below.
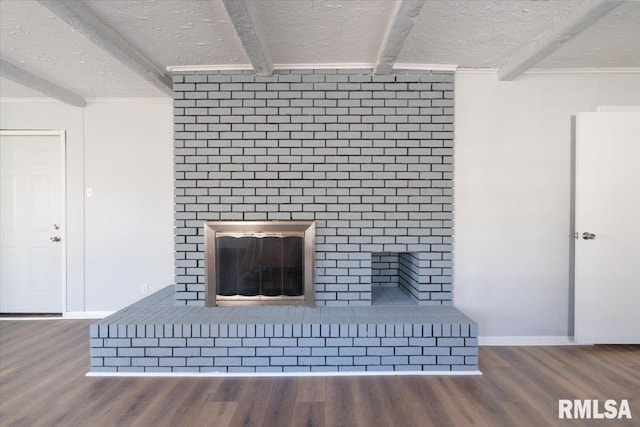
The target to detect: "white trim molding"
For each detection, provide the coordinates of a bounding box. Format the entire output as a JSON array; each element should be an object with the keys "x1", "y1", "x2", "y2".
[
  {"x1": 1, "y1": 98, "x2": 172, "y2": 103},
  {"x1": 85, "y1": 98, "x2": 171, "y2": 103},
  {"x1": 274, "y1": 63, "x2": 375, "y2": 71},
  {"x1": 167, "y1": 63, "x2": 460, "y2": 74},
  {"x1": 166, "y1": 64, "x2": 254, "y2": 73},
  {"x1": 0, "y1": 312, "x2": 113, "y2": 320},
  {"x1": 87, "y1": 370, "x2": 483, "y2": 378},
  {"x1": 479, "y1": 336, "x2": 577, "y2": 346},
  {"x1": 167, "y1": 63, "x2": 375, "y2": 73},
  {"x1": 455, "y1": 68, "x2": 500, "y2": 74},
  {"x1": 596, "y1": 105, "x2": 640, "y2": 112},
  {"x1": 0, "y1": 98, "x2": 62, "y2": 103},
  {"x1": 456, "y1": 67, "x2": 640, "y2": 75},
  {"x1": 395, "y1": 63, "x2": 458, "y2": 72},
  {"x1": 64, "y1": 311, "x2": 114, "y2": 319},
  {"x1": 525, "y1": 67, "x2": 640, "y2": 75}
]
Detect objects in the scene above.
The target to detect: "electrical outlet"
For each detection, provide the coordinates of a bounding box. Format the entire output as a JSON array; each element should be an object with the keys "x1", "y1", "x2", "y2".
[{"x1": 141, "y1": 284, "x2": 148, "y2": 295}]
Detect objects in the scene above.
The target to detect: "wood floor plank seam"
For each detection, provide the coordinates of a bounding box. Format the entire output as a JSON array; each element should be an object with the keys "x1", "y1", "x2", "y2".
[{"x1": 1, "y1": 320, "x2": 638, "y2": 426}]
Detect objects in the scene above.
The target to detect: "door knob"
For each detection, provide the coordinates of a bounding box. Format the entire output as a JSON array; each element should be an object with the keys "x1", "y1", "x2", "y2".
[
  {"x1": 50, "y1": 236, "x2": 61, "y2": 242},
  {"x1": 582, "y1": 232, "x2": 596, "y2": 240}
]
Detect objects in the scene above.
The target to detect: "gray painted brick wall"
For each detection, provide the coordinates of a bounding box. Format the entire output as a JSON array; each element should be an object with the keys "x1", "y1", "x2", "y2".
[
  {"x1": 90, "y1": 316, "x2": 477, "y2": 373},
  {"x1": 372, "y1": 252, "x2": 400, "y2": 287},
  {"x1": 173, "y1": 69, "x2": 454, "y2": 306},
  {"x1": 91, "y1": 329, "x2": 478, "y2": 373}
]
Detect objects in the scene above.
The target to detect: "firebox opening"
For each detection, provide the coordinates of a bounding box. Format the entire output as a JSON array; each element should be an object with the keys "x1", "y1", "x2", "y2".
[
  {"x1": 217, "y1": 235, "x2": 303, "y2": 297},
  {"x1": 204, "y1": 221, "x2": 315, "y2": 307}
]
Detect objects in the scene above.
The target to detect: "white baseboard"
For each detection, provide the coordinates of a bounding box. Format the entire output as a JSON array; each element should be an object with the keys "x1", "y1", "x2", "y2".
[
  {"x1": 87, "y1": 370, "x2": 482, "y2": 378},
  {"x1": 0, "y1": 312, "x2": 113, "y2": 321},
  {"x1": 64, "y1": 311, "x2": 114, "y2": 319},
  {"x1": 479, "y1": 336, "x2": 576, "y2": 346}
]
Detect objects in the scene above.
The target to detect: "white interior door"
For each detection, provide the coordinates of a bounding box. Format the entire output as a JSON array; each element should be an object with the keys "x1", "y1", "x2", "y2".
[
  {"x1": 0, "y1": 131, "x2": 65, "y2": 313},
  {"x1": 574, "y1": 112, "x2": 640, "y2": 344}
]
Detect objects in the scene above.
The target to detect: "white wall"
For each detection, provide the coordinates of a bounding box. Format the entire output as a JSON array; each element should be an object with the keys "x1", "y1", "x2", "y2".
[
  {"x1": 3, "y1": 71, "x2": 640, "y2": 330},
  {"x1": 0, "y1": 100, "x2": 174, "y2": 312},
  {"x1": 83, "y1": 102, "x2": 174, "y2": 310},
  {"x1": 454, "y1": 72, "x2": 640, "y2": 338}
]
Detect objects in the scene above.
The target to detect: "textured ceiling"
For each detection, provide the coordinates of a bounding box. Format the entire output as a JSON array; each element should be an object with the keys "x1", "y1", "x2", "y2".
[
  {"x1": 83, "y1": 0, "x2": 249, "y2": 66},
  {"x1": 398, "y1": 0, "x2": 585, "y2": 67},
  {"x1": 536, "y1": 1, "x2": 640, "y2": 68},
  {"x1": 255, "y1": 0, "x2": 394, "y2": 65},
  {"x1": 0, "y1": 0, "x2": 638, "y2": 100},
  {"x1": 0, "y1": 0, "x2": 166, "y2": 98}
]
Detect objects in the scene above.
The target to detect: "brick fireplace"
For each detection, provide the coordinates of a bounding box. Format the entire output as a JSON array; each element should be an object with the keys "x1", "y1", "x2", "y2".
[
  {"x1": 173, "y1": 69, "x2": 454, "y2": 306},
  {"x1": 88, "y1": 69, "x2": 477, "y2": 375}
]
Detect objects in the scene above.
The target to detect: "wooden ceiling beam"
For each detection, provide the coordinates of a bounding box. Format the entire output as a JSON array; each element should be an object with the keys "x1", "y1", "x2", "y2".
[
  {"x1": 222, "y1": 0, "x2": 273, "y2": 76},
  {"x1": 498, "y1": 0, "x2": 624, "y2": 81},
  {"x1": 374, "y1": 0, "x2": 426, "y2": 75},
  {"x1": 1, "y1": 58, "x2": 87, "y2": 107},
  {"x1": 37, "y1": 0, "x2": 172, "y2": 95}
]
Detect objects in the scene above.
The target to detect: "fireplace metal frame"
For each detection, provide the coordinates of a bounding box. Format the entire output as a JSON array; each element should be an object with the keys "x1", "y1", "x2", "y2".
[{"x1": 204, "y1": 221, "x2": 315, "y2": 307}]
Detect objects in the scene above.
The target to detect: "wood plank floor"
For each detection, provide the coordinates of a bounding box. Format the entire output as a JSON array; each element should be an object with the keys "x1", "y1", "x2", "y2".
[{"x1": 1, "y1": 320, "x2": 638, "y2": 426}]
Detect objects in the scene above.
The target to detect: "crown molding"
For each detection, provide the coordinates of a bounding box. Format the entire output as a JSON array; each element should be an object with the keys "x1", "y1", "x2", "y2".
[
  {"x1": 167, "y1": 63, "x2": 461, "y2": 73},
  {"x1": 394, "y1": 63, "x2": 458, "y2": 72},
  {"x1": 1, "y1": 97, "x2": 170, "y2": 103},
  {"x1": 166, "y1": 64, "x2": 254, "y2": 73},
  {"x1": 456, "y1": 67, "x2": 640, "y2": 75},
  {"x1": 526, "y1": 67, "x2": 640, "y2": 74}
]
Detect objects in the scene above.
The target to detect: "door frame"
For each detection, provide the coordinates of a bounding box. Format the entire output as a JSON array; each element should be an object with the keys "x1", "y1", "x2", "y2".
[{"x1": 0, "y1": 129, "x2": 67, "y2": 313}]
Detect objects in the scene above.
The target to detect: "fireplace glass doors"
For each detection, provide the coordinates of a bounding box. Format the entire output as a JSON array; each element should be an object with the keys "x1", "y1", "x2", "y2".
[
  {"x1": 204, "y1": 221, "x2": 315, "y2": 307},
  {"x1": 217, "y1": 236, "x2": 303, "y2": 297}
]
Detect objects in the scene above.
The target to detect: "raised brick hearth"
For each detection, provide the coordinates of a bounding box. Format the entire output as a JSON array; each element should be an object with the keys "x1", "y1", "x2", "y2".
[{"x1": 90, "y1": 287, "x2": 478, "y2": 373}]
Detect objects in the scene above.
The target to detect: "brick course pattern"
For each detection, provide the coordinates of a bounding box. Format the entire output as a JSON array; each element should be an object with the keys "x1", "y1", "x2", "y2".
[
  {"x1": 90, "y1": 287, "x2": 478, "y2": 373},
  {"x1": 173, "y1": 70, "x2": 454, "y2": 306}
]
